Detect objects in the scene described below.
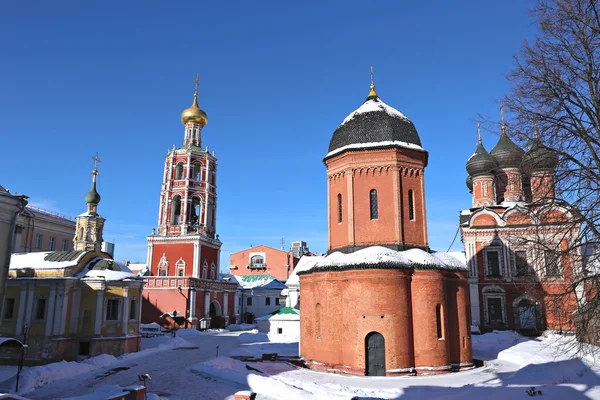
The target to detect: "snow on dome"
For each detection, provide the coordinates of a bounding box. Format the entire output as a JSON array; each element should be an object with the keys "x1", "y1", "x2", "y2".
[
  {"x1": 301, "y1": 246, "x2": 468, "y2": 274},
  {"x1": 9, "y1": 251, "x2": 89, "y2": 270},
  {"x1": 340, "y1": 97, "x2": 410, "y2": 126},
  {"x1": 78, "y1": 258, "x2": 140, "y2": 281}
]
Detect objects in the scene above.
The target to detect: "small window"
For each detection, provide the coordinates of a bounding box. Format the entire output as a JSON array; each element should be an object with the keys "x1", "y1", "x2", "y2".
[
  {"x1": 275, "y1": 297, "x2": 280, "y2": 306},
  {"x1": 486, "y1": 250, "x2": 501, "y2": 277},
  {"x1": 247, "y1": 297, "x2": 253, "y2": 306},
  {"x1": 337, "y1": 194, "x2": 343, "y2": 223},
  {"x1": 408, "y1": 189, "x2": 415, "y2": 221},
  {"x1": 250, "y1": 256, "x2": 265, "y2": 269},
  {"x1": 35, "y1": 298, "x2": 46, "y2": 320},
  {"x1": 315, "y1": 303, "x2": 322, "y2": 339},
  {"x1": 515, "y1": 251, "x2": 529, "y2": 276},
  {"x1": 369, "y1": 189, "x2": 378, "y2": 220},
  {"x1": 130, "y1": 298, "x2": 137, "y2": 320},
  {"x1": 210, "y1": 265, "x2": 216, "y2": 280},
  {"x1": 3, "y1": 298, "x2": 15, "y2": 320},
  {"x1": 158, "y1": 269, "x2": 167, "y2": 276},
  {"x1": 545, "y1": 250, "x2": 561, "y2": 277},
  {"x1": 106, "y1": 299, "x2": 119, "y2": 321},
  {"x1": 266, "y1": 297, "x2": 271, "y2": 306},
  {"x1": 79, "y1": 341, "x2": 91, "y2": 356},
  {"x1": 35, "y1": 234, "x2": 43, "y2": 249},
  {"x1": 436, "y1": 304, "x2": 443, "y2": 339},
  {"x1": 49, "y1": 237, "x2": 56, "y2": 251},
  {"x1": 277, "y1": 327, "x2": 283, "y2": 334},
  {"x1": 487, "y1": 297, "x2": 504, "y2": 323},
  {"x1": 62, "y1": 239, "x2": 68, "y2": 251}
]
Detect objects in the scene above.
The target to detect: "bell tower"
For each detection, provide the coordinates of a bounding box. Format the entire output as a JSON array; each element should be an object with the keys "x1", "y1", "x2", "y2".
[{"x1": 74, "y1": 153, "x2": 105, "y2": 252}]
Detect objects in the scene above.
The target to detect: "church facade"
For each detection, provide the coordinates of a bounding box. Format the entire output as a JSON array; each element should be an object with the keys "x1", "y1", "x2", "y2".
[
  {"x1": 461, "y1": 119, "x2": 582, "y2": 333},
  {"x1": 299, "y1": 78, "x2": 472, "y2": 376},
  {"x1": 142, "y1": 78, "x2": 239, "y2": 330}
]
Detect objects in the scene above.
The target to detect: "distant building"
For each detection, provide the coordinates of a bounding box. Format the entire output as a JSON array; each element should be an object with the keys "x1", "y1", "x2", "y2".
[
  {"x1": 283, "y1": 255, "x2": 323, "y2": 309},
  {"x1": 461, "y1": 120, "x2": 583, "y2": 333},
  {"x1": 256, "y1": 307, "x2": 300, "y2": 337},
  {"x1": 290, "y1": 241, "x2": 310, "y2": 258},
  {"x1": 231, "y1": 275, "x2": 286, "y2": 323},
  {"x1": 228, "y1": 245, "x2": 299, "y2": 281},
  {"x1": 0, "y1": 164, "x2": 144, "y2": 365},
  {"x1": 14, "y1": 206, "x2": 76, "y2": 253},
  {"x1": 142, "y1": 79, "x2": 238, "y2": 330},
  {"x1": 102, "y1": 241, "x2": 115, "y2": 257}
]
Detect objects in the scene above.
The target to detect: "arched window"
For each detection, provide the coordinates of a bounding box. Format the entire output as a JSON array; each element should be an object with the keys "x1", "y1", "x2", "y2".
[
  {"x1": 190, "y1": 197, "x2": 202, "y2": 226},
  {"x1": 171, "y1": 196, "x2": 181, "y2": 225},
  {"x1": 193, "y1": 163, "x2": 202, "y2": 181},
  {"x1": 175, "y1": 163, "x2": 184, "y2": 180},
  {"x1": 315, "y1": 303, "x2": 322, "y2": 339},
  {"x1": 250, "y1": 255, "x2": 265, "y2": 269},
  {"x1": 79, "y1": 227, "x2": 84, "y2": 240},
  {"x1": 202, "y1": 260, "x2": 208, "y2": 279},
  {"x1": 210, "y1": 262, "x2": 216, "y2": 280},
  {"x1": 408, "y1": 189, "x2": 415, "y2": 221},
  {"x1": 175, "y1": 258, "x2": 186, "y2": 277},
  {"x1": 337, "y1": 194, "x2": 342, "y2": 223},
  {"x1": 436, "y1": 304, "x2": 444, "y2": 339},
  {"x1": 158, "y1": 254, "x2": 168, "y2": 276},
  {"x1": 370, "y1": 189, "x2": 378, "y2": 220}
]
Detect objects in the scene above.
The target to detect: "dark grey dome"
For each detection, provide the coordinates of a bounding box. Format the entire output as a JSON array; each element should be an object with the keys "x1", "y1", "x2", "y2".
[
  {"x1": 466, "y1": 175, "x2": 473, "y2": 192},
  {"x1": 523, "y1": 138, "x2": 558, "y2": 172},
  {"x1": 326, "y1": 95, "x2": 423, "y2": 159},
  {"x1": 466, "y1": 142, "x2": 497, "y2": 177},
  {"x1": 490, "y1": 133, "x2": 525, "y2": 169}
]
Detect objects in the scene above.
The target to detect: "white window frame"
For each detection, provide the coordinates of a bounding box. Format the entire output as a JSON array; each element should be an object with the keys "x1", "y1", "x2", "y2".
[
  {"x1": 210, "y1": 262, "x2": 216, "y2": 280},
  {"x1": 543, "y1": 248, "x2": 563, "y2": 279},
  {"x1": 49, "y1": 236, "x2": 56, "y2": 251},
  {"x1": 513, "y1": 247, "x2": 531, "y2": 278},
  {"x1": 202, "y1": 260, "x2": 208, "y2": 279},
  {"x1": 483, "y1": 247, "x2": 503, "y2": 278},
  {"x1": 129, "y1": 297, "x2": 137, "y2": 321},
  {"x1": 62, "y1": 239, "x2": 68, "y2": 251},
  {"x1": 105, "y1": 298, "x2": 120, "y2": 321},
  {"x1": 176, "y1": 257, "x2": 186, "y2": 277},
  {"x1": 482, "y1": 286, "x2": 507, "y2": 326},
  {"x1": 34, "y1": 297, "x2": 47, "y2": 320},
  {"x1": 157, "y1": 254, "x2": 168, "y2": 276},
  {"x1": 35, "y1": 234, "x2": 43, "y2": 249}
]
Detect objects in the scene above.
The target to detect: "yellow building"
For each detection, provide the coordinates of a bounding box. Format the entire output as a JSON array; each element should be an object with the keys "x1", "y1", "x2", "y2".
[{"x1": 0, "y1": 157, "x2": 145, "y2": 365}]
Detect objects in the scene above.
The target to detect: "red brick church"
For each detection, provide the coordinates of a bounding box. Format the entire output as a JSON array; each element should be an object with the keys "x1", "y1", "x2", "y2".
[
  {"x1": 142, "y1": 77, "x2": 238, "y2": 329},
  {"x1": 298, "y1": 76, "x2": 472, "y2": 376}
]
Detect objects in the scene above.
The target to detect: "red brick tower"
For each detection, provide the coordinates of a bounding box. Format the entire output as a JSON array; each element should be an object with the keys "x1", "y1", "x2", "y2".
[
  {"x1": 325, "y1": 75, "x2": 429, "y2": 253},
  {"x1": 143, "y1": 76, "x2": 238, "y2": 329}
]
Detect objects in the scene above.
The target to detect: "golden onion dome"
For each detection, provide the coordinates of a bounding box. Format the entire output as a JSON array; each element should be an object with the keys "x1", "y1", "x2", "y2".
[{"x1": 180, "y1": 93, "x2": 208, "y2": 127}]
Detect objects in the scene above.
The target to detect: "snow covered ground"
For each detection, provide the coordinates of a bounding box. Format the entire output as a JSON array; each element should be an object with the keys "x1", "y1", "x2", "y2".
[{"x1": 1, "y1": 329, "x2": 600, "y2": 399}]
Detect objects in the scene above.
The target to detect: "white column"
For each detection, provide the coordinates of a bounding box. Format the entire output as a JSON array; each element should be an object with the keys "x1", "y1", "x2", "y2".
[
  {"x1": 204, "y1": 157, "x2": 210, "y2": 226},
  {"x1": 223, "y1": 292, "x2": 229, "y2": 318},
  {"x1": 69, "y1": 286, "x2": 82, "y2": 335},
  {"x1": 138, "y1": 287, "x2": 143, "y2": 322},
  {"x1": 234, "y1": 293, "x2": 240, "y2": 316},
  {"x1": 204, "y1": 291, "x2": 210, "y2": 317},
  {"x1": 94, "y1": 289, "x2": 104, "y2": 336},
  {"x1": 45, "y1": 285, "x2": 57, "y2": 337},
  {"x1": 24, "y1": 283, "x2": 35, "y2": 328},
  {"x1": 146, "y1": 243, "x2": 153, "y2": 271},
  {"x1": 193, "y1": 243, "x2": 200, "y2": 277},
  {"x1": 121, "y1": 288, "x2": 129, "y2": 335},
  {"x1": 189, "y1": 290, "x2": 196, "y2": 321},
  {"x1": 15, "y1": 283, "x2": 28, "y2": 335}
]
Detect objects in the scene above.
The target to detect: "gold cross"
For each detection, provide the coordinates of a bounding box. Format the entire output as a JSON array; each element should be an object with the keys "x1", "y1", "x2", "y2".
[
  {"x1": 370, "y1": 66, "x2": 374, "y2": 86},
  {"x1": 92, "y1": 152, "x2": 101, "y2": 170},
  {"x1": 195, "y1": 74, "x2": 199, "y2": 95},
  {"x1": 500, "y1": 102, "x2": 505, "y2": 124}
]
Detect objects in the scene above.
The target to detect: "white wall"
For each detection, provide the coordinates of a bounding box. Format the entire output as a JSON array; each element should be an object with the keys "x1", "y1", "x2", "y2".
[
  {"x1": 241, "y1": 288, "x2": 283, "y2": 320},
  {"x1": 257, "y1": 318, "x2": 299, "y2": 338}
]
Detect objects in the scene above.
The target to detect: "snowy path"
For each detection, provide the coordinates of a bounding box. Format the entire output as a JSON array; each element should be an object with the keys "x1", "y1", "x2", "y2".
[{"x1": 27, "y1": 331, "x2": 264, "y2": 400}]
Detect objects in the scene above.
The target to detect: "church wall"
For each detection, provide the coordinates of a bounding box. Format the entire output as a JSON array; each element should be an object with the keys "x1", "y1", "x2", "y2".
[
  {"x1": 400, "y1": 171, "x2": 427, "y2": 248},
  {"x1": 300, "y1": 268, "x2": 469, "y2": 376},
  {"x1": 328, "y1": 173, "x2": 349, "y2": 251},
  {"x1": 150, "y1": 243, "x2": 195, "y2": 276},
  {"x1": 352, "y1": 169, "x2": 396, "y2": 247}
]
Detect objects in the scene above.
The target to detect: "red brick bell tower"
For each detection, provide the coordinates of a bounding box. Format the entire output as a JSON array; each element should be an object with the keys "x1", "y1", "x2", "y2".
[
  {"x1": 142, "y1": 76, "x2": 239, "y2": 329},
  {"x1": 325, "y1": 76, "x2": 429, "y2": 253}
]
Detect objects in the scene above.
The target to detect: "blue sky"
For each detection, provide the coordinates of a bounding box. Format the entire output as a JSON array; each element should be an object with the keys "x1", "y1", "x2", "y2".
[{"x1": 0, "y1": 1, "x2": 536, "y2": 268}]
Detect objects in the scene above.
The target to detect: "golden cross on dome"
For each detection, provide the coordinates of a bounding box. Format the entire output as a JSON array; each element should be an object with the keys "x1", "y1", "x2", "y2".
[
  {"x1": 500, "y1": 102, "x2": 505, "y2": 124},
  {"x1": 534, "y1": 119, "x2": 539, "y2": 139},
  {"x1": 195, "y1": 74, "x2": 199, "y2": 96},
  {"x1": 92, "y1": 152, "x2": 101, "y2": 171},
  {"x1": 368, "y1": 66, "x2": 378, "y2": 97},
  {"x1": 477, "y1": 123, "x2": 482, "y2": 143},
  {"x1": 370, "y1": 66, "x2": 374, "y2": 86}
]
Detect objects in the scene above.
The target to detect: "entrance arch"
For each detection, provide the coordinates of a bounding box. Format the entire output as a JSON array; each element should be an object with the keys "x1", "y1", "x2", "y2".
[
  {"x1": 209, "y1": 300, "x2": 223, "y2": 329},
  {"x1": 365, "y1": 332, "x2": 386, "y2": 376}
]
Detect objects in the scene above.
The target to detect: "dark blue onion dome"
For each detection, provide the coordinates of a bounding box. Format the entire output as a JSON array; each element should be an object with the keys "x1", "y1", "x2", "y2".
[
  {"x1": 466, "y1": 138, "x2": 497, "y2": 177},
  {"x1": 522, "y1": 132, "x2": 558, "y2": 173},
  {"x1": 466, "y1": 175, "x2": 473, "y2": 192},
  {"x1": 490, "y1": 128, "x2": 525, "y2": 169},
  {"x1": 325, "y1": 83, "x2": 425, "y2": 161}
]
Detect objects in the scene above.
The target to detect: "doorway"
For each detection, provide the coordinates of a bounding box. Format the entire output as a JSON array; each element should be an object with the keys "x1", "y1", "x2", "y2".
[
  {"x1": 365, "y1": 332, "x2": 386, "y2": 376},
  {"x1": 209, "y1": 300, "x2": 223, "y2": 328}
]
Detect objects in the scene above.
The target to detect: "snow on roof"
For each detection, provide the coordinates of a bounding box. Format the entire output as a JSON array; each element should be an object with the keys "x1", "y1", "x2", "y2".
[
  {"x1": 9, "y1": 251, "x2": 89, "y2": 270},
  {"x1": 78, "y1": 259, "x2": 140, "y2": 282},
  {"x1": 255, "y1": 307, "x2": 300, "y2": 321},
  {"x1": 232, "y1": 275, "x2": 286, "y2": 289},
  {"x1": 325, "y1": 140, "x2": 425, "y2": 159},
  {"x1": 302, "y1": 246, "x2": 468, "y2": 274},
  {"x1": 340, "y1": 97, "x2": 410, "y2": 126},
  {"x1": 286, "y1": 255, "x2": 324, "y2": 286}
]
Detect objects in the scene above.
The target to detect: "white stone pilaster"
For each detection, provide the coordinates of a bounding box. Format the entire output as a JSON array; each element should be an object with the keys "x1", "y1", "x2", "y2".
[
  {"x1": 24, "y1": 283, "x2": 35, "y2": 328},
  {"x1": 15, "y1": 283, "x2": 28, "y2": 335},
  {"x1": 121, "y1": 288, "x2": 129, "y2": 335},
  {"x1": 193, "y1": 243, "x2": 200, "y2": 277},
  {"x1": 45, "y1": 285, "x2": 57, "y2": 337},
  {"x1": 223, "y1": 293, "x2": 229, "y2": 318},
  {"x1": 204, "y1": 291, "x2": 210, "y2": 316},
  {"x1": 94, "y1": 289, "x2": 104, "y2": 336},
  {"x1": 189, "y1": 290, "x2": 196, "y2": 320}
]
